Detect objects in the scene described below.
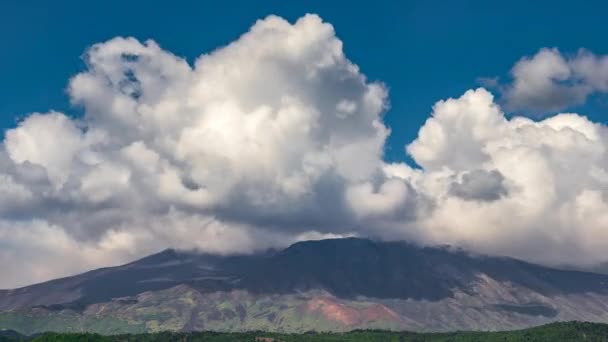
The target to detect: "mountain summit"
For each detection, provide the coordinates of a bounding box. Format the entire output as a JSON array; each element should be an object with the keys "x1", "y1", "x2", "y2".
[{"x1": 2, "y1": 238, "x2": 608, "y2": 334}]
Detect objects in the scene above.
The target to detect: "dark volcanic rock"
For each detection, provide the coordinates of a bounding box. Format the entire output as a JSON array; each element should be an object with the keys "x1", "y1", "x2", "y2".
[{"x1": 2, "y1": 238, "x2": 608, "y2": 311}]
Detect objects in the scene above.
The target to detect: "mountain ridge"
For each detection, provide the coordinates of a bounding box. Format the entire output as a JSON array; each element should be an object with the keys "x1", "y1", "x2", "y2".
[{"x1": 3, "y1": 238, "x2": 608, "y2": 334}]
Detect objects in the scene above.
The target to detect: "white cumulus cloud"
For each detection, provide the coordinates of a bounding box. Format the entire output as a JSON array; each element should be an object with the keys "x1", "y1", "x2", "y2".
[
  {"x1": 0, "y1": 14, "x2": 398, "y2": 288},
  {"x1": 1, "y1": 15, "x2": 608, "y2": 289},
  {"x1": 393, "y1": 88, "x2": 608, "y2": 266}
]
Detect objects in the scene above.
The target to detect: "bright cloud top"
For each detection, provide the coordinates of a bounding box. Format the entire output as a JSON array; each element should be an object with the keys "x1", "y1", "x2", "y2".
[{"x1": 1, "y1": 14, "x2": 608, "y2": 288}]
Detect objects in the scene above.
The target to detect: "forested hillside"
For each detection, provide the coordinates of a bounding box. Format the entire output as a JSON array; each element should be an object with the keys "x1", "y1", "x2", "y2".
[{"x1": 2, "y1": 321, "x2": 608, "y2": 341}]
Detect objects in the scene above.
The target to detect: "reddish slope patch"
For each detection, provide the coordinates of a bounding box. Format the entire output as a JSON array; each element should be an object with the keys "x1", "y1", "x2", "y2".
[{"x1": 304, "y1": 296, "x2": 401, "y2": 327}]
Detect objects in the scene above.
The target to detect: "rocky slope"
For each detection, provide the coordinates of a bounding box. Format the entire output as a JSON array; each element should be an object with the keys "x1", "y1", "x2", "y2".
[{"x1": 2, "y1": 238, "x2": 608, "y2": 334}]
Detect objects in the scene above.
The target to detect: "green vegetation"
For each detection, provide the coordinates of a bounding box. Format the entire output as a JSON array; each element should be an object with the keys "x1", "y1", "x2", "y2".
[
  {"x1": 1, "y1": 321, "x2": 608, "y2": 341},
  {"x1": 0, "y1": 290, "x2": 405, "y2": 335},
  {"x1": 0, "y1": 313, "x2": 145, "y2": 336}
]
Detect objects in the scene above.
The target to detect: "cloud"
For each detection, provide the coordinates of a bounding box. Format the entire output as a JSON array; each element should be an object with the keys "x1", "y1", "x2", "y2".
[
  {"x1": 502, "y1": 48, "x2": 608, "y2": 112},
  {"x1": 0, "y1": 14, "x2": 399, "y2": 288},
  {"x1": 5, "y1": 112, "x2": 88, "y2": 187},
  {"x1": 449, "y1": 169, "x2": 508, "y2": 202},
  {"x1": 396, "y1": 88, "x2": 608, "y2": 266},
  {"x1": 1, "y1": 15, "x2": 608, "y2": 289}
]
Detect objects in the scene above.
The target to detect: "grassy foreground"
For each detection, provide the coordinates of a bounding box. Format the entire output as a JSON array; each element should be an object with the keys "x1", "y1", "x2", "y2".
[{"x1": 2, "y1": 321, "x2": 608, "y2": 341}]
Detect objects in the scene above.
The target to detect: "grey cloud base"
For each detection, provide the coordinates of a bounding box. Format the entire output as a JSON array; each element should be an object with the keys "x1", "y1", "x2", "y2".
[
  {"x1": 449, "y1": 169, "x2": 508, "y2": 202},
  {"x1": 1, "y1": 14, "x2": 608, "y2": 289}
]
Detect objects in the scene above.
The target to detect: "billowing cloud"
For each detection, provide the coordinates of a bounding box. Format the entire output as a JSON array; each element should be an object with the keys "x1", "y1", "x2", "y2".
[
  {"x1": 396, "y1": 88, "x2": 608, "y2": 266},
  {"x1": 1, "y1": 14, "x2": 608, "y2": 289},
  {"x1": 0, "y1": 14, "x2": 399, "y2": 288},
  {"x1": 502, "y1": 48, "x2": 608, "y2": 112}
]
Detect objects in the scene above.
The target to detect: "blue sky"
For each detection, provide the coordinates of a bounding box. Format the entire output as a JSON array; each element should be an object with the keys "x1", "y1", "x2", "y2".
[{"x1": 3, "y1": 0, "x2": 607, "y2": 162}]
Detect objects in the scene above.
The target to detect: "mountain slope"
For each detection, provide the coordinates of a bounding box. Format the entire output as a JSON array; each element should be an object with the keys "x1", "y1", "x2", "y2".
[{"x1": 2, "y1": 238, "x2": 608, "y2": 334}]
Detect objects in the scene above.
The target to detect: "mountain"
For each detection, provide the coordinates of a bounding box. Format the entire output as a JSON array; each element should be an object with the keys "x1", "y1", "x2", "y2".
[
  {"x1": 0, "y1": 330, "x2": 25, "y2": 341},
  {"x1": 2, "y1": 238, "x2": 608, "y2": 334}
]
